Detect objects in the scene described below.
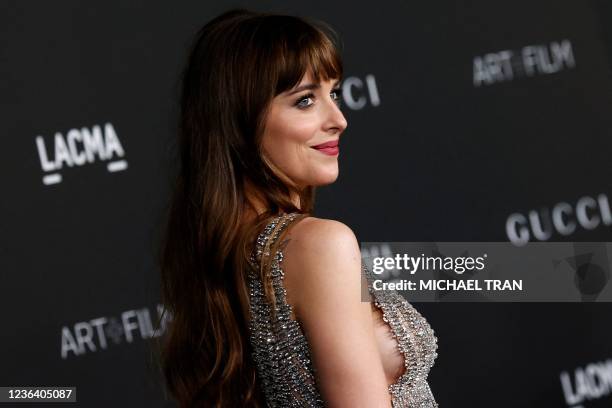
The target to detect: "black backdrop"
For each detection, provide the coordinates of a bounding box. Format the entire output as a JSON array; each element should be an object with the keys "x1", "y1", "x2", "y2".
[{"x1": 2, "y1": 1, "x2": 611, "y2": 407}]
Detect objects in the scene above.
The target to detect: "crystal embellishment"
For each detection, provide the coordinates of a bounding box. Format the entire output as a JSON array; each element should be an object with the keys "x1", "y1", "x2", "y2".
[{"x1": 247, "y1": 212, "x2": 438, "y2": 407}]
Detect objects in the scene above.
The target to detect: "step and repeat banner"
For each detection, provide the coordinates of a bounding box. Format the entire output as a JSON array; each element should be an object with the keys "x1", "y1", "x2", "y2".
[{"x1": 2, "y1": 1, "x2": 611, "y2": 407}]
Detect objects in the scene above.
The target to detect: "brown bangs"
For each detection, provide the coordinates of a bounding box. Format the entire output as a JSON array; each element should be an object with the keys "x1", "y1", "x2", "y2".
[{"x1": 261, "y1": 15, "x2": 343, "y2": 95}]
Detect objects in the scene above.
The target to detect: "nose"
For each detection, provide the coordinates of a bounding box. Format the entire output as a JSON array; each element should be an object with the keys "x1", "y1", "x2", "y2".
[{"x1": 323, "y1": 97, "x2": 348, "y2": 134}]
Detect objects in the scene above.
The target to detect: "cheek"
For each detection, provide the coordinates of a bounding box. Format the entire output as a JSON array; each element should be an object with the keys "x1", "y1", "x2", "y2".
[
  {"x1": 263, "y1": 116, "x2": 316, "y2": 164},
  {"x1": 266, "y1": 118, "x2": 314, "y2": 146}
]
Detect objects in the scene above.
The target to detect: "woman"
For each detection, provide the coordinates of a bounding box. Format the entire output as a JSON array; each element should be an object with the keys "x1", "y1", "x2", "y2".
[{"x1": 159, "y1": 8, "x2": 438, "y2": 407}]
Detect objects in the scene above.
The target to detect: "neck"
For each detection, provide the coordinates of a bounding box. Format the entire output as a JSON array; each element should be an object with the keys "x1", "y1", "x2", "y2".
[{"x1": 243, "y1": 182, "x2": 302, "y2": 220}]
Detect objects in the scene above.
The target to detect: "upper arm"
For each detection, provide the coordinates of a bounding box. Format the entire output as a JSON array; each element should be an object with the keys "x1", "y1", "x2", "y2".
[{"x1": 281, "y1": 217, "x2": 391, "y2": 408}]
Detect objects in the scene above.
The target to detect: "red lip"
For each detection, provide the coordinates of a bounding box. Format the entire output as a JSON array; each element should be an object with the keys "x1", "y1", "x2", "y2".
[
  {"x1": 311, "y1": 140, "x2": 339, "y2": 149},
  {"x1": 311, "y1": 139, "x2": 340, "y2": 156}
]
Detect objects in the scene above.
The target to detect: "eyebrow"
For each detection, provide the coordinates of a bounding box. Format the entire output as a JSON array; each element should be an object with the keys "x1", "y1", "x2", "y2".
[{"x1": 286, "y1": 79, "x2": 342, "y2": 96}]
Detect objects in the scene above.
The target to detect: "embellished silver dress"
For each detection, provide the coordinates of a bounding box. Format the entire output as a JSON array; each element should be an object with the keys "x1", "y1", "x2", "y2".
[{"x1": 247, "y1": 212, "x2": 439, "y2": 407}]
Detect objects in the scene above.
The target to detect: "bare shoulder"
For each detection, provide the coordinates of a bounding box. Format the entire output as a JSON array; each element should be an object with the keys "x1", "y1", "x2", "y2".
[
  {"x1": 281, "y1": 216, "x2": 364, "y2": 319},
  {"x1": 285, "y1": 216, "x2": 360, "y2": 257}
]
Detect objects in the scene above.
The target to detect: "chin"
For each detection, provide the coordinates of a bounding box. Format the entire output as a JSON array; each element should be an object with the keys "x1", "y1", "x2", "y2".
[
  {"x1": 312, "y1": 170, "x2": 339, "y2": 186},
  {"x1": 293, "y1": 165, "x2": 339, "y2": 187}
]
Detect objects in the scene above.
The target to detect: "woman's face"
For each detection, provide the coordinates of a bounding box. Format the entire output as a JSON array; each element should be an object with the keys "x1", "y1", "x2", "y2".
[{"x1": 261, "y1": 70, "x2": 348, "y2": 188}]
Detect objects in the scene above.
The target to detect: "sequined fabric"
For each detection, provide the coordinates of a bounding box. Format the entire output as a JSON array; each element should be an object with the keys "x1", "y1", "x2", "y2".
[
  {"x1": 247, "y1": 212, "x2": 438, "y2": 407},
  {"x1": 362, "y1": 264, "x2": 439, "y2": 407}
]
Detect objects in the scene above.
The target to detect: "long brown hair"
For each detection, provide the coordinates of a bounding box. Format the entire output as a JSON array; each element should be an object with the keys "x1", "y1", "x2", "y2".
[{"x1": 158, "y1": 9, "x2": 343, "y2": 407}]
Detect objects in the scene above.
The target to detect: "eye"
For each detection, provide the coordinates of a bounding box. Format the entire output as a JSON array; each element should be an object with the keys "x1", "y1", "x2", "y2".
[
  {"x1": 330, "y1": 88, "x2": 342, "y2": 105},
  {"x1": 295, "y1": 93, "x2": 315, "y2": 109}
]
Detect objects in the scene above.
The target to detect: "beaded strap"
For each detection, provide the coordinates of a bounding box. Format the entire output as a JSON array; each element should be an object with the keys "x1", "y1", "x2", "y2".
[
  {"x1": 247, "y1": 212, "x2": 324, "y2": 407},
  {"x1": 250, "y1": 212, "x2": 307, "y2": 275}
]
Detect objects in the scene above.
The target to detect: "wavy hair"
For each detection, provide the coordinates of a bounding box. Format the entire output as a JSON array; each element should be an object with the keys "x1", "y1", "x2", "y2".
[{"x1": 157, "y1": 9, "x2": 343, "y2": 407}]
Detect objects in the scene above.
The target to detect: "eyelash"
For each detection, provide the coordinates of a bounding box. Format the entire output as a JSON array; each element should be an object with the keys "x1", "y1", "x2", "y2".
[{"x1": 294, "y1": 88, "x2": 342, "y2": 109}]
